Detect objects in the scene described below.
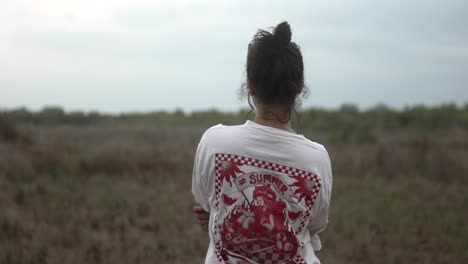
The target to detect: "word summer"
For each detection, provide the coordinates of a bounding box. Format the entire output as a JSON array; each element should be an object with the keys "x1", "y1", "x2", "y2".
[{"x1": 237, "y1": 173, "x2": 288, "y2": 195}]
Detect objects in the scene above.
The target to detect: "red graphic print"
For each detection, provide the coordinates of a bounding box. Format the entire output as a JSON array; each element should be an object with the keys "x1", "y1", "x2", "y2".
[
  {"x1": 213, "y1": 153, "x2": 322, "y2": 264},
  {"x1": 222, "y1": 194, "x2": 238, "y2": 206},
  {"x1": 219, "y1": 160, "x2": 244, "y2": 186},
  {"x1": 287, "y1": 211, "x2": 302, "y2": 222},
  {"x1": 291, "y1": 177, "x2": 319, "y2": 203}
]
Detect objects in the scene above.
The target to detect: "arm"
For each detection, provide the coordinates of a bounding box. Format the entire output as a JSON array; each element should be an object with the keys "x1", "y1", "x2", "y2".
[
  {"x1": 307, "y1": 198, "x2": 330, "y2": 251},
  {"x1": 191, "y1": 140, "x2": 210, "y2": 212},
  {"x1": 308, "y1": 147, "x2": 333, "y2": 251},
  {"x1": 191, "y1": 138, "x2": 211, "y2": 232}
]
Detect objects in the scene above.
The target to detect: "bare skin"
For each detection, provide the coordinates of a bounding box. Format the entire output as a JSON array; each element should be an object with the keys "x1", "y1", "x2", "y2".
[
  {"x1": 250, "y1": 80, "x2": 301, "y2": 134},
  {"x1": 253, "y1": 103, "x2": 295, "y2": 134},
  {"x1": 193, "y1": 205, "x2": 209, "y2": 232},
  {"x1": 193, "y1": 83, "x2": 303, "y2": 232}
]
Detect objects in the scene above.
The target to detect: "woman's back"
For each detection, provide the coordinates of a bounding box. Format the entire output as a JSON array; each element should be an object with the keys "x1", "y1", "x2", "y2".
[{"x1": 192, "y1": 121, "x2": 332, "y2": 263}]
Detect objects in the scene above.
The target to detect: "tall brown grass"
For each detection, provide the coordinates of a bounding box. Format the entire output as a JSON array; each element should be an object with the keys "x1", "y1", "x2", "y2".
[{"x1": 0, "y1": 119, "x2": 467, "y2": 263}]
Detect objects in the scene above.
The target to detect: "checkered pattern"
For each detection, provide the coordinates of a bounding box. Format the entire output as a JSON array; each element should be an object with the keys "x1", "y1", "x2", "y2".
[
  {"x1": 295, "y1": 182, "x2": 321, "y2": 234},
  {"x1": 214, "y1": 242, "x2": 224, "y2": 263},
  {"x1": 216, "y1": 242, "x2": 308, "y2": 264},
  {"x1": 292, "y1": 255, "x2": 308, "y2": 264},
  {"x1": 215, "y1": 153, "x2": 317, "y2": 178},
  {"x1": 226, "y1": 242, "x2": 292, "y2": 263},
  {"x1": 213, "y1": 153, "x2": 322, "y2": 263},
  {"x1": 214, "y1": 158, "x2": 223, "y2": 236}
]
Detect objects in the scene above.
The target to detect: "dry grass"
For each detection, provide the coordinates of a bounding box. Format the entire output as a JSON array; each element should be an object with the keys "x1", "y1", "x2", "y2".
[{"x1": 0, "y1": 121, "x2": 467, "y2": 263}]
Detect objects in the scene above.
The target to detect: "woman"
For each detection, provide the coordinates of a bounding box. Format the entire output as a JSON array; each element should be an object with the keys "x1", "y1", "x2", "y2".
[{"x1": 192, "y1": 21, "x2": 333, "y2": 264}]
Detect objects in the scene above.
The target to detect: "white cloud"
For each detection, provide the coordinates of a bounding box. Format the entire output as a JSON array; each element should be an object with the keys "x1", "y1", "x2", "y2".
[{"x1": 1, "y1": 0, "x2": 467, "y2": 111}]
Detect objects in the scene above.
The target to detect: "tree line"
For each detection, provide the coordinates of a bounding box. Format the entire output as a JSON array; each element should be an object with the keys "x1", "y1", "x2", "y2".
[{"x1": 2, "y1": 104, "x2": 468, "y2": 143}]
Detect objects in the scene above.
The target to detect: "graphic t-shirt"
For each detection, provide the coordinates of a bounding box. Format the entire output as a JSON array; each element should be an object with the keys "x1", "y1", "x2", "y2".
[{"x1": 192, "y1": 121, "x2": 333, "y2": 264}]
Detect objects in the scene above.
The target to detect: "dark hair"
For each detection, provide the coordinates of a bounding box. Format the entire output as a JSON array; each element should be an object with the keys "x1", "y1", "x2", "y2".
[{"x1": 241, "y1": 21, "x2": 306, "y2": 122}]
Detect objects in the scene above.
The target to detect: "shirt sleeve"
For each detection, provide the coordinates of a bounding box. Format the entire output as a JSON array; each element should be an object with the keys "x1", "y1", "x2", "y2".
[
  {"x1": 307, "y1": 195, "x2": 329, "y2": 251},
  {"x1": 191, "y1": 139, "x2": 210, "y2": 212},
  {"x1": 307, "y1": 148, "x2": 333, "y2": 251}
]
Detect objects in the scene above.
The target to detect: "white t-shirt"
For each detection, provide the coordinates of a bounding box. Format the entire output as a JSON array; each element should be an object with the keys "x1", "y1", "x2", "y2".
[{"x1": 192, "y1": 120, "x2": 333, "y2": 264}]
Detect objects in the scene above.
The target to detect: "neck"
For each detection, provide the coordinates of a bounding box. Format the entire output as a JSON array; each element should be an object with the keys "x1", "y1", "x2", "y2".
[{"x1": 254, "y1": 104, "x2": 295, "y2": 133}]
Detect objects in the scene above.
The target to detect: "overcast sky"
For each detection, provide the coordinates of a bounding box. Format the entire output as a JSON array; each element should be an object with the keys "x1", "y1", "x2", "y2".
[{"x1": 1, "y1": 0, "x2": 467, "y2": 113}]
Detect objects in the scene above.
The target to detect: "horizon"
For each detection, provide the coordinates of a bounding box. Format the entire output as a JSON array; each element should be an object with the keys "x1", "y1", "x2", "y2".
[{"x1": 1, "y1": 101, "x2": 466, "y2": 116}]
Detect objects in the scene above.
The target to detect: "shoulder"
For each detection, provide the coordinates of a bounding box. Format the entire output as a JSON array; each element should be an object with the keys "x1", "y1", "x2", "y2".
[
  {"x1": 298, "y1": 138, "x2": 333, "y2": 184},
  {"x1": 304, "y1": 140, "x2": 333, "y2": 192},
  {"x1": 199, "y1": 123, "x2": 245, "y2": 145},
  {"x1": 307, "y1": 140, "x2": 330, "y2": 162},
  {"x1": 297, "y1": 137, "x2": 331, "y2": 164},
  {"x1": 202, "y1": 124, "x2": 229, "y2": 137}
]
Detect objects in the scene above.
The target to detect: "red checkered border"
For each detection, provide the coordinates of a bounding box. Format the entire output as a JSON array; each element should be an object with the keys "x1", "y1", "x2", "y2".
[{"x1": 213, "y1": 153, "x2": 322, "y2": 264}]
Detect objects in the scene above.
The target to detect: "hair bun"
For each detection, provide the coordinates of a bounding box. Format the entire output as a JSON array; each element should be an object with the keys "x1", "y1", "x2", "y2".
[{"x1": 273, "y1": 21, "x2": 292, "y2": 47}]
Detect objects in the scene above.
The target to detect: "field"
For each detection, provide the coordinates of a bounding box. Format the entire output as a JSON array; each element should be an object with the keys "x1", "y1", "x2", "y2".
[{"x1": 0, "y1": 117, "x2": 467, "y2": 263}]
